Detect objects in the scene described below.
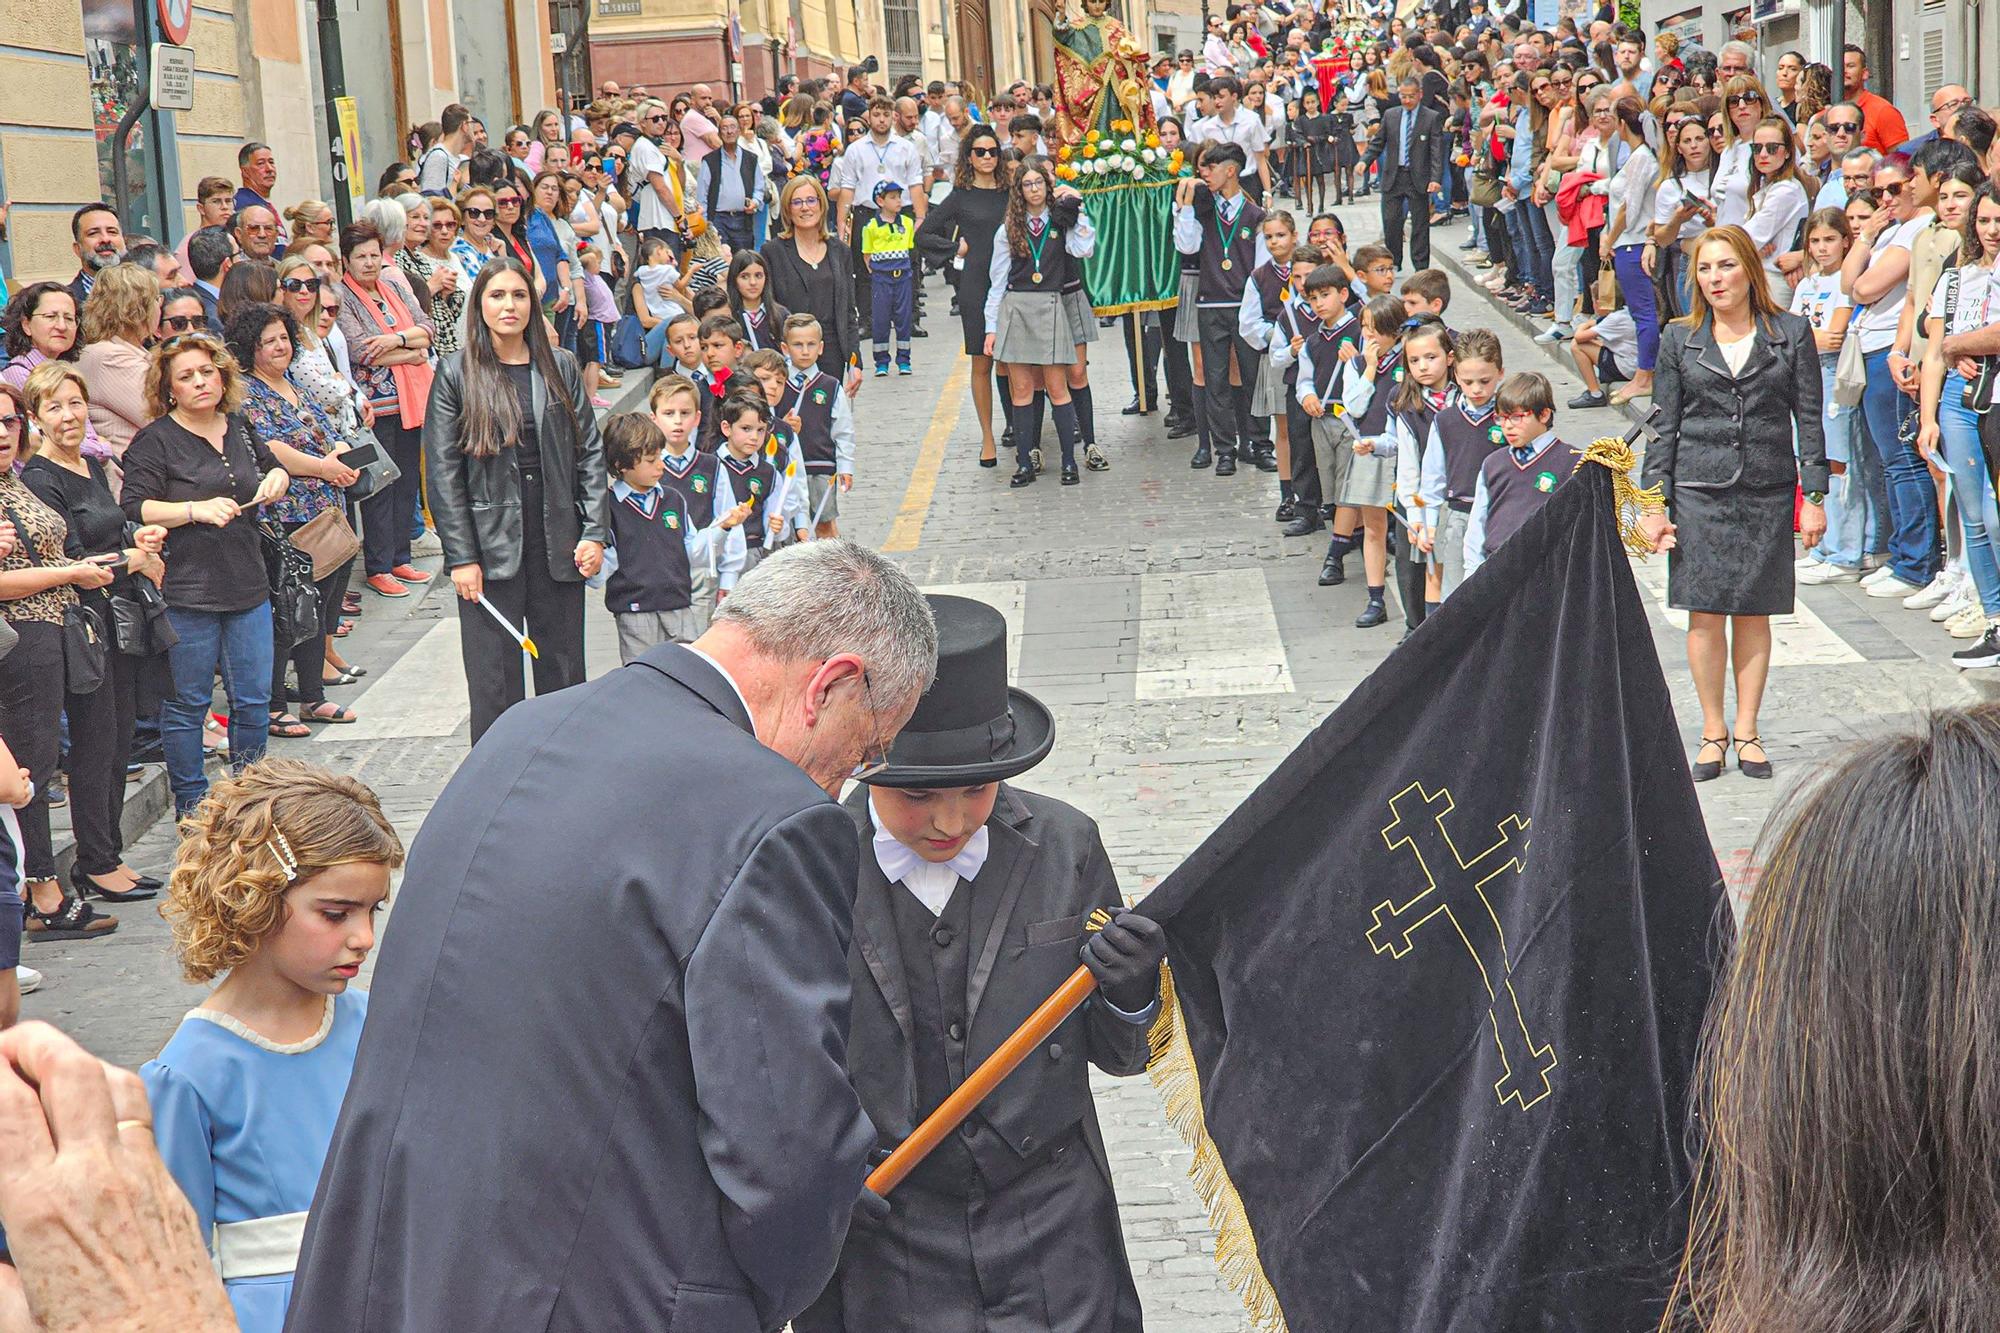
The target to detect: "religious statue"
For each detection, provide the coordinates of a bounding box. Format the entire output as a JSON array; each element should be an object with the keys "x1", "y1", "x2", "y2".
[{"x1": 1051, "y1": 0, "x2": 1156, "y2": 146}]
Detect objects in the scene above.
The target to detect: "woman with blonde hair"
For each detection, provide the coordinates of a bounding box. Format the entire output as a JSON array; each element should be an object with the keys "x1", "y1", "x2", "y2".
[
  {"x1": 1640, "y1": 226, "x2": 1826, "y2": 780},
  {"x1": 283, "y1": 199, "x2": 336, "y2": 252},
  {"x1": 145, "y1": 758, "x2": 404, "y2": 1333},
  {"x1": 1712, "y1": 75, "x2": 1776, "y2": 227},
  {"x1": 760, "y1": 173, "x2": 860, "y2": 383},
  {"x1": 76, "y1": 260, "x2": 161, "y2": 451}
]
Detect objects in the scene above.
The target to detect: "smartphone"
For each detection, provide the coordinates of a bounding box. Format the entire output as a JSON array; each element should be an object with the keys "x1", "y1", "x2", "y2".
[
  {"x1": 339, "y1": 441, "x2": 382, "y2": 470},
  {"x1": 84, "y1": 552, "x2": 125, "y2": 566}
]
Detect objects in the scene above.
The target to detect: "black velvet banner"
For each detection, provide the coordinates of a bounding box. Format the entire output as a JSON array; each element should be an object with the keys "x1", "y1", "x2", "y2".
[{"x1": 1137, "y1": 458, "x2": 1728, "y2": 1332}]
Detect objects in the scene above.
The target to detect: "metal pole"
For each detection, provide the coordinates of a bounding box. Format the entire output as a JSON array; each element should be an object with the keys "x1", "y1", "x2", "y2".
[
  {"x1": 1826, "y1": 0, "x2": 1844, "y2": 94},
  {"x1": 316, "y1": 0, "x2": 355, "y2": 231}
]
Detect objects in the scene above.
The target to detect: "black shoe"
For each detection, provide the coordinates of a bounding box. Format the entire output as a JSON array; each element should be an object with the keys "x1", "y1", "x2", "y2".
[
  {"x1": 1251, "y1": 447, "x2": 1279, "y2": 473},
  {"x1": 1283, "y1": 513, "x2": 1324, "y2": 537},
  {"x1": 1214, "y1": 448, "x2": 1237, "y2": 477},
  {"x1": 1954, "y1": 626, "x2": 2000, "y2": 669},
  {"x1": 1061, "y1": 463, "x2": 1080, "y2": 485},
  {"x1": 1691, "y1": 736, "x2": 1730, "y2": 783},
  {"x1": 1167, "y1": 417, "x2": 1199, "y2": 440},
  {"x1": 1002, "y1": 425, "x2": 1015, "y2": 450},
  {"x1": 910, "y1": 326, "x2": 927, "y2": 337},
  {"x1": 73, "y1": 871, "x2": 156, "y2": 904},
  {"x1": 1734, "y1": 735, "x2": 1773, "y2": 780},
  {"x1": 1567, "y1": 390, "x2": 1609, "y2": 409},
  {"x1": 1319, "y1": 550, "x2": 1347, "y2": 586},
  {"x1": 1121, "y1": 400, "x2": 1152, "y2": 415},
  {"x1": 1354, "y1": 601, "x2": 1388, "y2": 629},
  {"x1": 1010, "y1": 466, "x2": 1036, "y2": 488},
  {"x1": 1190, "y1": 440, "x2": 1212, "y2": 469},
  {"x1": 979, "y1": 455, "x2": 998, "y2": 468},
  {"x1": 1275, "y1": 498, "x2": 1297, "y2": 522}
]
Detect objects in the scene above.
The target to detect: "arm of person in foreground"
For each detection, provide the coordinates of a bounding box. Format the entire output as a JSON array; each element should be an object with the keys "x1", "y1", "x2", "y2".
[{"x1": 684, "y1": 805, "x2": 875, "y2": 1330}]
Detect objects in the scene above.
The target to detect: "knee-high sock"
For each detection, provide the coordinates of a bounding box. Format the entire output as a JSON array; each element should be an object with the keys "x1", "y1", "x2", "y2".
[
  {"x1": 1051, "y1": 400, "x2": 1081, "y2": 467},
  {"x1": 1012, "y1": 401, "x2": 1037, "y2": 468},
  {"x1": 1028, "y1": 394, "x2": 1047, "y2": 461},
  {"x1": 996, "y1": 369, "x2": 1012, "y2": 426},
  {"x1": 1071, "y1": 383, "x2": 1095, "y2": 445}
]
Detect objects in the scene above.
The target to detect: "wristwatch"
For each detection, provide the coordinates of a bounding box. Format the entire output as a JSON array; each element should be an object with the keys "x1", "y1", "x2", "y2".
[{"x1": 1804, "y1": 491, "x2": 1826, "y2": 506}]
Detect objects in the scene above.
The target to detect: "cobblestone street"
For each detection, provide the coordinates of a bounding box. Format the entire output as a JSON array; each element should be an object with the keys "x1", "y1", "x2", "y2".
[{"x1": 24, "y1": 201, "x2": 2000, "y2": 1332}]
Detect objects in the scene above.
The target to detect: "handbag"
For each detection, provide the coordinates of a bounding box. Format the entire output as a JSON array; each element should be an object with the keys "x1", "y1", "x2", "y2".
[
  {"x1": 106, "y1": 576, "x2": 177, "y2": 656},
  {"x1": 259, "y1": 522, "x2": 323, "y2": 651},
  {"x1": 1595, "y1": 265, "x2": 1621, "y2": 314},
  {"x1": 1833, "y1": 326, "x2": 1868, "y2": 408},
  {"x1": 286, "y1": 505, "x2": 362, "y2": 581},
  {"x1": 343, "y1": 427, "x2": 404, "y2": 503},
  {"x1": 0, "y1": 501, "x2": 106, "y2": 694}
]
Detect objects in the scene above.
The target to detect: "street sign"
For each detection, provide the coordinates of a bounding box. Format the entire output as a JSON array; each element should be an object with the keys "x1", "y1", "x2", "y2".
[
  {"x1": 156, "y1": 0, "x2": 192, "y2": 45},
  {"x1": 149, "y1": 42, "x2": 195, "y2": 111}
]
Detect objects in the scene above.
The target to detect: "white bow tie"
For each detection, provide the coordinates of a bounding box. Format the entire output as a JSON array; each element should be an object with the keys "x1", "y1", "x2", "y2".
[{"x1": 871, "y1": 805, "x2": 989, "y2": 916}]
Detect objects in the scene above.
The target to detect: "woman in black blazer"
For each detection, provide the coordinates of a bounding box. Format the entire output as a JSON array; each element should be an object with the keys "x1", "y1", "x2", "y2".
[
  {"x1": 1640, "y1": 226, "x2": 1827, "y2": 783},
  {"x1": 423, "y1": 257, "x2": 609, "y2": 743},
  {"x1": 760, "y1": 175, "x2": 860, "y2": 386}
]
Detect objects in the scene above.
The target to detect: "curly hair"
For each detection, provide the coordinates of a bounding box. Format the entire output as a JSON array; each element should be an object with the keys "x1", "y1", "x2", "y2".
[
  {"x1": 954, "y1": 123, "x2": 1003, "y2": 192},
  {"x1": 143, "y1": 328, "x2": 248, "y2": 423},
  {"x1": 1003, "y1": 161, "x2": 1057, "y2": 256},
  {"x1": 163, "y1": 758, "x2": 404, "y2": 984}
]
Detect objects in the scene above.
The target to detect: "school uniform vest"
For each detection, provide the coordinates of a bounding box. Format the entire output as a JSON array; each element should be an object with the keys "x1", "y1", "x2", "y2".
[
  {"x1": 662, "y1": 451, "x2": 723, "y2": 529},
  {"x1": 1480, "y1": 439, "x2": 1581, "y2": 552},
  {"x1": 1196, "y1": 194, "x2": 1263, "y2": 306},
  {"x1": 1435, "y1": 399, "x2": 1504, "y2": 510},
  {"x1": 721, "y1": 452, "x2": 777, "y2": 549},
  {"x1": 604, "y1": 488, "x2": 692, "y2": 613},
  {"x1": 1394, "y1": 394, "x2": 1444, "y2": 473},
  {"x1": 1352, "y1": 348, "x2": 1405, "y2": 438},
  {"x1": 738, "y1": 305, "x2": 778, "y2": 351},
  {"x1": 1251, "y1": 263, "x2": 1287, "y2": 326},
  {"x1": 1004, "y1": 215, "x2": 1079, "y2": 296},
  {"x1": 788, "y1": 372, "x2": 840, "y2": 474},
  {"x1": 1301, "y1": 315, "x2": 1357, "y2": 402},
  {"x1": 887, "y1": 881, "x2": 988, "y2": 1192},
  {"x1": 1277, "y1": 300, "x2": 1322, "y2": 386}
]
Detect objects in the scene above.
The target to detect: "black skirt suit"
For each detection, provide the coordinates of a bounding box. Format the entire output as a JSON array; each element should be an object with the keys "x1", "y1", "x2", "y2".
[
  {"x1": 761, "y1": 233, "x2": 859, "y2": 379},
  {"x1": 917, "y1": 184, "x2": 1009, "y2": 357},
  {"x1": 1642, "y1": 310, "x2": 1828, "y2": 616}
]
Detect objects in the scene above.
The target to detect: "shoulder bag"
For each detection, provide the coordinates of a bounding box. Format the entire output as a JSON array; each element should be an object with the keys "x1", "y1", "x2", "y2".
[
  {"x1": 106, "y1": 574, "x2": 177, "y2": 656},
  {"x1": 286, "y1": 505, "x2": 362, "y2": 582},
  {"x1": 1832, "y1": 322, "x2": 1868, "y2": 407},
  {"x1": 0, "y1": 501, "x2": 105, "y2": 694},
  {"x1": 259, "y1": 521, "x2": 323, "y2": 651}
]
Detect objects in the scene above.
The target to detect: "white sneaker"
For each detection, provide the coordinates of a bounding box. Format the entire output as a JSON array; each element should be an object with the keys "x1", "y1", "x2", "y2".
[
  {"x1": 1866, "y1": 574, "x2": 1925, "y2": 598},
  {"x1": 1533, "y1": 324, "x2": 1573, "y2": 344},
  {"x1": 410, "y1": 530, "x2": 443, "y2": 557},
  {"x1": 1798, "y1": 561, "x2": 1862, "y2": 584},
  {"x1": 1905, "y1": 569, "x2": 1960, "y2": 610},
  {"x1": 1860, "y1": 553, "x2": 1889, "y2": 571},
  {"x1": 14, "y1": 966, "x2": 40, "y2": 995},
  {"x1": 1860, "y1": 564, "x2": 1897, "y2": 586},
  {"x1": 1932, "y1": 585, "x2": 1973, "y2": 622},
  {"x1": 1795, "y1": 552, "x2": 1825, "y2": 570},
  {"x1": 1947, "y1": 605, "x2": 1990, "y2": 638}
]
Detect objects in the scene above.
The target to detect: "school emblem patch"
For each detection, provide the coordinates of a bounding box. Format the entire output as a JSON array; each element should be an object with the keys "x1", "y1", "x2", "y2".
[
  {"x1": 664, "y1": 509, "x2": 682, "y2": 530},
  {"x1": 748, "y1": 477, "x2": 763, "y2": 494},
  {"x1": 1488, "y1": 423, "x2": 1504, "y2": 444},
  {"x1": 812, "y1": 388, "x2": 829, "y2": 405},
  {"x1": 692, "y1": 475, "x2": 709, "y2": 494},
  {"x1": 1392, "y1": 366, "x2": 1406, "y2": 382},
  {"x1": 1534, "y1": 471, "x2": 1557, "y2": 493}
]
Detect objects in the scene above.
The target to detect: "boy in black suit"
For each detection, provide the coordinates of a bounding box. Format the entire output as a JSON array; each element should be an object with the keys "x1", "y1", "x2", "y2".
[{"x1": 797, "y1": 595, "x2": 1166, "y2": 1333}]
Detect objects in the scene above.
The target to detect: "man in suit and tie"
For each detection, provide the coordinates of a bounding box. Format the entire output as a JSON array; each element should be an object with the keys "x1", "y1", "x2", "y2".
[
  {"x1": 1364, "y1": 77, "x2": 1447, "y2": 272},
  {"x1": 288, "y1": 541, "x2": 940, "y2": 1333}
]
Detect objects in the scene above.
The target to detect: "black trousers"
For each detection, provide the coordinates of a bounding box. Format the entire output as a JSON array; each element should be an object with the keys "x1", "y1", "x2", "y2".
[
  {"x1": 64, "y1": 635, "x2": 139, "y2": 879},
  {"x1": 1195, "y1": 307, "x2": 1260, "y2": 453},
  {"x1": 1121, "y1": 313, "x2": 1159, "y2": 411},
  {"x1": 1283, "y1": 397, "x2": 1320, "y2": 507},
  {"x1": 458, "y1": 472, "x2": 587, "y2": 744},
  {"x1": 1380, "y1": 186, "x2": 1431, "y2": 270},
  {"x1": 363, "y1": 415, "x2": 421, "y2": 577},
  {"x1": 848, "y1": 205, "x2": 875, "y2": 331},
  {"x1": 0, "y1": 622, "x2": 63, "y2": 880},
  {"x1": 1161, "y1": 331, "x2": 1194, "y2": 417}
]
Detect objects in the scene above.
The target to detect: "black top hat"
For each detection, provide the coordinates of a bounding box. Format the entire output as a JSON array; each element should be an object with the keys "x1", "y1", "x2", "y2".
[{"x1": 862, "y1": 595, "x2": 1056, "y2": 788}]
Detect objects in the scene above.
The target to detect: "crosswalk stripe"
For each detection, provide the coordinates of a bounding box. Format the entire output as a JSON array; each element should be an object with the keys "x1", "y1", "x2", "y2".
[
  {"x1": 1629, "y1": 557, "x2": 1863, "y2": 666},
  {"x1": 920, "y1": 580, "x2": 1025, "y2": 675},
  {"x1": 1135, "y1": 570, "x2": 1295, "y2": 700},
  {"x1": 322, "y1": 618, "x2": 471, "y2": 741}
]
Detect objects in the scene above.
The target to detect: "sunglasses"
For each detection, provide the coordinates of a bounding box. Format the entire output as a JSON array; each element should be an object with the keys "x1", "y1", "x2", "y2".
[
  {"x1": 1709, "y1": 125, "x2": 1726, "y2": 137},
  {"x1": 1727, "y1": 93, "x2": 1764, "y2": 107},
  {"x1": 1752, "y1": 141, "x2": 1789, "y2": 156},
  {"x1": 278, "y1": 276, "x2": 322, "y2": 294},
  {"x1": 463, "y1": 206, "x2": 496, "y2": 219},
  {"x1": 1826, "y1": 120, "x2": 1860, "y2": 132},
  {"x1": 497, "y1": 197, "x2": 522, "y2": 207},
  {"x1": 1879, "y1": 180, "x2": 1906, "y2": 197},
  {"x1": 969, "y1": 144, "x2": 998, "y2": 156},
  {"x1": 395, "y1": 176, "x2": 417, "y2": 188},
  {"x1": 159, "y1": 314, "x2": 202, "y2": 332}
]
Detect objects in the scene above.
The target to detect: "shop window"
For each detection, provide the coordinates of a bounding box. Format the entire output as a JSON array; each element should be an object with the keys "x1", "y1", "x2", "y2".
[{"x1": 84, "y1": 0, "x2": 169, "y2": 240}]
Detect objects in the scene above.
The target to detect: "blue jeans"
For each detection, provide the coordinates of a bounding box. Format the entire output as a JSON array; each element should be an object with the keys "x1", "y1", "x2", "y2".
[
  {"x1": 1811, "y1": 355, "x2": 1874, "y2": 569},
  {"x1": 1503, "y1": 204, "x2": 1535, "y2": 292},
  {"x1": 162, "y1": 602, "x2": 274, "y2": 814},
  {"x1": 1860, "y1": 348, "x2": 1939, "y2": 584},
  {"x1": 1521, "y1": 199, "x2": 1556, "y2": 298},
  {"x1": 1939, "y1": 374, "x2": 2000, "y2": 614}
]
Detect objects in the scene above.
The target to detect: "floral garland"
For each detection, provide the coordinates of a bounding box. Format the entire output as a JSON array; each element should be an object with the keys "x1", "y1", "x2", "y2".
[{"x1": 1053, "y1": 119, "x2": 1191, "y2": 187}]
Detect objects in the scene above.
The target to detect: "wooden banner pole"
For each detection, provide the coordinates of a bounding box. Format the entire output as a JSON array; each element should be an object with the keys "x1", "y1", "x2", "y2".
[{"x1": 865, "y1": 965, "x2": 1101, "y2": 1196}]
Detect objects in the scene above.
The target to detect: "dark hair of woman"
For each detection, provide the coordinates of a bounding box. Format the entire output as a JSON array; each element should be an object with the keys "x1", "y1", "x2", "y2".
[
  {"x1": 1966, "y1": 181, "x2": 2000, "y2": 256},
  {"x1": 1, "y1": 282, "x2": 77, "y2": 359},
  {"x1": 221, "y1": 300, "x2": 299, "y2": 374},
  {"x1": 339, "y1": 220, "x2": 383, "y2": 261},
  {"x1": 1002, "y1": 161, "x2": 1058, "y2": 254},
  {"x1": 454, "y1": 256, "x2": 567, "y2": 460},
  {"x1": 217, "y1": 261, "x2": 278, "y2": 326},
  {"x1": 724, "y1": 249, "x2": 768, "y2": 318},
  {"x1": 466, "y1": 149, "x2": 510, "y2": 190},
  {"x1": 953, "y1": 124, "x2": 1004, "y2": 192},
  {"x1": 1671, "y1": 703, "x2": 2000, "y2": 1332},
  {"x1": 1391, "y1": 319, "x2": 1452, "y2": 415}
]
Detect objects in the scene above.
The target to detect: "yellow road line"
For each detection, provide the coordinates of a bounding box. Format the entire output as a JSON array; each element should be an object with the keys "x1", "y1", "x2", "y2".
[{"x1": 881, "y1": 354, "x2": 970, "y2": 553}]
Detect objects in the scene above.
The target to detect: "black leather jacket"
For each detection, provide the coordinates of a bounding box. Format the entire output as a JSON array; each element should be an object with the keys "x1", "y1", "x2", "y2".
[
  {"x1": 1643, "y1": 309, "x2": 1829, "y2": 505},
  {"x1": 422, "y1": 348, "x2": 610, "y2": 583}
]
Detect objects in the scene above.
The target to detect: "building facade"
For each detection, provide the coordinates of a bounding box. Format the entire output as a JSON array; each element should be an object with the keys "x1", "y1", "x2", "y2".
[{"x1": 0, "y1": 0, "x2": 558, "y2": 283}]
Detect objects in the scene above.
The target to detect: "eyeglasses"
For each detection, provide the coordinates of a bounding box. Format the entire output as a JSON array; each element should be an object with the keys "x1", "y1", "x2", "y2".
[
  {"x1": 1752, "y1": 141, "x2": 1789, "y2": 156},
  {"x1": 277, "y1": 276, "x2": 321, "y2": 293},
  {"x1": 1727, "y1": 92, "x2": 1764, "y2": 107},
  {"x1": 1878, "y1": 180, "x2": 1906, "y2": 197},
  {"x1": 463, "y1": 207, "x2": 496, "y2": 219},
  {"x1": 0, "y1": 414, "x2": 22, "y2": 431},
  {"x1": 159, "y1": 314, "x2": 201, "y2": 332},
  {"x1": 1495, "y1": 410, "x2": 1541, "y2": 424},
  {"x1": 848, "y1": 670, "x2": 892, "y2": 780},
  {"x1": 1826, "y1": 120, "x2": 1861, "y2": 133}
]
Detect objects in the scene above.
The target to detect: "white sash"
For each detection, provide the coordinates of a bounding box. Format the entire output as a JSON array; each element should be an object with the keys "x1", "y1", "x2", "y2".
[{"x1": 213, "y1": 1211, "x2": 308, "y2": 1280}]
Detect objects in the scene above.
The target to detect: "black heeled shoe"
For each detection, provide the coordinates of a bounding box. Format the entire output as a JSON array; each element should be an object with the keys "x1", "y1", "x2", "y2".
[
  {"x1": 1691, "y1": 736, "x2": 1731, "y2": 783},
  {"x1": 979, "y1": 453, "x2": 998, "y2": 468},
  {"x1": 1734, "y1": 735, "x2": 1772, "y2": 780}
]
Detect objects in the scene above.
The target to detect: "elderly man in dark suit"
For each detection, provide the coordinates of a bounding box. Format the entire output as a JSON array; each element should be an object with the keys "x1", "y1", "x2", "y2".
[
  {"x1": 1364, "y1": 77, "x2": 1447, "y2": 271},
  {"x1": 286, "y1": 540, "x2": 938, "y2": 1333}
]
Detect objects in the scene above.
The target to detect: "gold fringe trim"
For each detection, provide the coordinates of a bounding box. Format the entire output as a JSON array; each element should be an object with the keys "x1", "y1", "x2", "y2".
[
  {"x1": 1576, "y1": 435, "x2": 1667, "y2": 559},
  {"x1": 1147, "y1": 962, "x2": 1290, "y2": 1332},
  {"x1": 1087, "y1": 297, "x2": 1178, "y2": 316}
]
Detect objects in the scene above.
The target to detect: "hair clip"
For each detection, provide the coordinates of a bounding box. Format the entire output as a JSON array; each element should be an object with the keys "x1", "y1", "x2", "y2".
[{"x1": 269, "y1": 830, "x2": 300, "y2": 883}]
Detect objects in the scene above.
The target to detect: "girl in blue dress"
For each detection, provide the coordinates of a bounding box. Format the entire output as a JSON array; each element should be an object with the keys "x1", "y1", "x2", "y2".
[{"x1": 143, "y1": 758, "x2": 404, "y2": 1333}]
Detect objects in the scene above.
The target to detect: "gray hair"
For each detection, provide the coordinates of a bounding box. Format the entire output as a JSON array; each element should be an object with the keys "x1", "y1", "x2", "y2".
[
  {"x1": 1717, "y1": 40, "x2": 1756, "y2": 66},
  {"x1": 395, "y1": 192, "x2": 430, "y2": 222},
  {"x1": 714, "y1": 540, "x2": 938, "y2": 709},
  {"x1": 1842, "y1": 146, "x2": 1879, "y2": 168},
  {"x1": 361, "y1": 198, "x2": 407, "y2": 249}
]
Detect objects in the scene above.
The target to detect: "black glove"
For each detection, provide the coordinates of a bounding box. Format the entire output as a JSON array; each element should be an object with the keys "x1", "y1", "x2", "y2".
[{"x1": 1081, "y1": 908, "x2": 1166, "y2": 1012}]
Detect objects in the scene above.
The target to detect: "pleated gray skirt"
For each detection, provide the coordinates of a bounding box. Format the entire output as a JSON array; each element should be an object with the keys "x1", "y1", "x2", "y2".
[
  {"x1": 1172, "y1": 272, "x2": 1202, "y2": 344},
  {"x1": 1062, "y1": 287, "x2": 1099, "y2": 346},
  {"x1": 994, "y1": 291, "x2": 1074, "y2": 366}
]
